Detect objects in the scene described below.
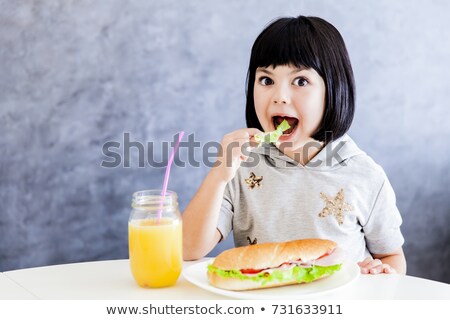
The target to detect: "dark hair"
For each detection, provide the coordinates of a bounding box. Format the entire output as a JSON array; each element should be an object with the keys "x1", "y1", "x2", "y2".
[{"x1": 245, "y1": 15, "x2": 355, "y2": 142}]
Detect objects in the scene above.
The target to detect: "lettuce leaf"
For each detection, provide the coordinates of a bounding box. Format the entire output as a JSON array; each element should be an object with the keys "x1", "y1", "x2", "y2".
[
  {"x1": 254, "y1": 120, "x2": 290, "y2": 146},
  {"x1": 208, "y1": 264, "x2": 342, "y2": 286}
]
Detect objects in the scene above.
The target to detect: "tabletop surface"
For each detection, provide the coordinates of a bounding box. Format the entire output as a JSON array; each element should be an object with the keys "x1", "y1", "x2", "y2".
[
  {"x1": 1, "y1": 259, "x2": 449, "y2": 300},
  {"x1": 0, "y1": 272, "x2": 37, "y2": 300}
]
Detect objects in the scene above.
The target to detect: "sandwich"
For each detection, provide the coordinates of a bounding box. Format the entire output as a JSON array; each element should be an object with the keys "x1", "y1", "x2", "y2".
[{"x1": 207, "y1": 238, "x2": 344, "y2": 291}]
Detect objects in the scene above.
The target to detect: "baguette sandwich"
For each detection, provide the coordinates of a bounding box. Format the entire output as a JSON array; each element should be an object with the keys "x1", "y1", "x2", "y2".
[{"x1": 207, "y1": 239, "x2": 344, "y2": 291}]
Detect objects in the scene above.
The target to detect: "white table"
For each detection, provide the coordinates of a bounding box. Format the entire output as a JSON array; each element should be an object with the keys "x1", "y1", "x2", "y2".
[
  {"x1": 0, "y1": 273, "x2": 36, "y2": 299},
  {"x1": 1, "y1": 259, "x2": 449, "y2": 299}
]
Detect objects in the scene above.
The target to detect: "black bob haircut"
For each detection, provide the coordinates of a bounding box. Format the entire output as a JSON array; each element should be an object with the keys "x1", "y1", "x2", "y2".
[{"x1": 245, "y1": 15, "x2": 355, "y2": 142}]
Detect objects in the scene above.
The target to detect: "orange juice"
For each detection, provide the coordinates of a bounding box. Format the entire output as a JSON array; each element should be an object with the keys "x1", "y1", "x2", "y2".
[{"x1": 128, "y1": 217, "x2": 182, "y2": 288}]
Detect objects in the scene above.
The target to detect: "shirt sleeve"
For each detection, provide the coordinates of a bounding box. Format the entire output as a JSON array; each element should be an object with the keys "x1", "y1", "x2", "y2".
[
  {"x1": 362, "y1": 174, "x2": 405, "y2": 255},
  {"x1": 216, "y1": 181, "x2": 234, "y2": 242}
]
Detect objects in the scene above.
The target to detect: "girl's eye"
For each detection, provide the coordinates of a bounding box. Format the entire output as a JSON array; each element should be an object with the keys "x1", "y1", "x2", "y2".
[
  {"x1": 258, "y1": 76, "x2": 274, "y2": 86},
  {"x1": 293, "y1": 77, "x2": 308, "y2": 86}
]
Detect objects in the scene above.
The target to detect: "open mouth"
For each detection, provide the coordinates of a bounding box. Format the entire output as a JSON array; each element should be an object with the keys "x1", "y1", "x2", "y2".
[{"x1": 272, "y1": 115, "x2": 299, "y2": 136}]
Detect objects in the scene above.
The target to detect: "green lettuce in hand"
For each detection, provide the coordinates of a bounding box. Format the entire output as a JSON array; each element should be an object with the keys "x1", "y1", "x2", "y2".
[{"x1": 254, "y1": 120, "x2": 290, "y2": 146}]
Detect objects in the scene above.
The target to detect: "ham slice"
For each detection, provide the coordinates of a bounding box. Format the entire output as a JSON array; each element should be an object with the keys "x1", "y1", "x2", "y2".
[
  {"x1": 240, "y1": 247, "x2": 345, "y2": 276},
  {"x1": 314, "y1": 247, "x2": 345, "y2": 267}
]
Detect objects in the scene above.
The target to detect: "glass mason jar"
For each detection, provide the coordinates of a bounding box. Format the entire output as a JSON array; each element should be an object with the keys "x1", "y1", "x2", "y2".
[{"x1": 128, "y1": 190, "x2": 182, "y2": 288}]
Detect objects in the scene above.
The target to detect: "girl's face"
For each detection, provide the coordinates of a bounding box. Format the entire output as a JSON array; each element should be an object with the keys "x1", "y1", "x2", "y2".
[{"x1": 253, "y1": 64, "x2": 326, "y2": 151}]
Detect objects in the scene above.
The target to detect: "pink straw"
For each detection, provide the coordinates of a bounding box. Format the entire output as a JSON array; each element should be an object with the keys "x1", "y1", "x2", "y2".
[{"x1": 158, "y1": 131, "x2": 185, "y2": 221}]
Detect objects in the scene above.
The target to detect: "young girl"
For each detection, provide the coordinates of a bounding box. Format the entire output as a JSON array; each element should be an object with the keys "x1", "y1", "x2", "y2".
[{"x1": 183, "y1": 15, "x2": 406, "y2": 275}]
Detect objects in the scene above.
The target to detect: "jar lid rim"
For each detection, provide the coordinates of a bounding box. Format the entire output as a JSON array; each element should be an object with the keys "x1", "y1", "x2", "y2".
[{"x1": 132, "y1": 190, "x2": 177, "y2": 198}]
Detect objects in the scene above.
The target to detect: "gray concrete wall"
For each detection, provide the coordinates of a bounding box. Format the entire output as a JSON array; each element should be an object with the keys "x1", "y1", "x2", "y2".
[{"x1": 0, "y1": 0, "x2": 449, "y2": 283}]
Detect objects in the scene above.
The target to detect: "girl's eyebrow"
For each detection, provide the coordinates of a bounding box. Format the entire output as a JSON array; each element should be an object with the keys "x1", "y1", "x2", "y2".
[
  {"x1": 290, "y1": 67, "x2": 307, "y2": 74},
  {"x1": 256, "y1": 68, "x2": 273, "y2": 75}
]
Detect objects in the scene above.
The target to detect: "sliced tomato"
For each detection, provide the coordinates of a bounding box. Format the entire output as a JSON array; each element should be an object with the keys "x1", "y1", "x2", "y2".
[{"x1": 240, "y1": 268, "x2": 264, "y2": 274}]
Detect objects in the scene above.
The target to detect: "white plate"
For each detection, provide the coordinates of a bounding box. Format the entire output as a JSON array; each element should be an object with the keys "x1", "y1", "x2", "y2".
[{"x1": 183, "y1": 259, "x2": 359, "y2": 299}]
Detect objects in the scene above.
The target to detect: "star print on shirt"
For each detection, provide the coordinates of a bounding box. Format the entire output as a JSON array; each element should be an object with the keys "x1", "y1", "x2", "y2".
[
  {"x1": 318, "y1": 188, "x2": 354, "y2": 225},
  {"x1": 244, "y1": 172, "x2": 263, "y2": 189}
]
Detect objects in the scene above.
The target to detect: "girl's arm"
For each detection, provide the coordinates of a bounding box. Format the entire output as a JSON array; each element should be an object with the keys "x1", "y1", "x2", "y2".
[
  {"x1": 182, "y1": 128, "x2": 263, "y2": 261},
  {"x1": 374, "y1": 248, "x2": 407, "y2": 274},
  {"x1": 182, "y1": 167, "x2": 227, "y2": 261},
  {"x1": 358, "y1": 247, "x2": 407, "y2": 275}
]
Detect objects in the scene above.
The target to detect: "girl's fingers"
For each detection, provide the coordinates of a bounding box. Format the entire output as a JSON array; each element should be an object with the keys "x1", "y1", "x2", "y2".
[
  {"x1": 383, "y1": 265, "x2": 397, "y2": 274},
  {"x1": 224, "y1": 129, "x2": 264, "y2": 149},
  {"x1": 360, "y1": 267, "x2": 369, "y2": 274},
  {"x1": 225, "y1": 138, "x2": 251, "y2": 162},
  {"x1": 359, "y1": 258, "x2": 382, "y2": 274},
  {"x1": 358, "y1": 257, "x2": 396, "y2": 275},
  {"x1": 367, "y1": 263, "x2": 396, "y2": 275},
  {"x1": 358, "y1": 257, "x2": 373, "y2": 267},
  {"x1": 222, "y1": 128, "x2": 264, "y2": 163},
  {"x1": 368, "y1": 264, "x2": 385, "y2": 274},
  {"x1": 366, "y1": 259, "x2": 383, "y2": 269}
]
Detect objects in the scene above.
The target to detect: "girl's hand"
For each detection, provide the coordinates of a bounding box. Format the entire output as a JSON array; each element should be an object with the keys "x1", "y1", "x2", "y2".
[
  {"x1": 212, "y1": 128, "x2": 263, "y2": 183},
  {"x1": 358, "y1": 257, "x2": 397, "y2": 274}
]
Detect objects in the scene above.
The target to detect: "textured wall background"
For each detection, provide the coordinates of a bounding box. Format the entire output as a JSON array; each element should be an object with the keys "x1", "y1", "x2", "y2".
[{"x1": 0, "y1": 0, "x2": 449, "y2": 283}]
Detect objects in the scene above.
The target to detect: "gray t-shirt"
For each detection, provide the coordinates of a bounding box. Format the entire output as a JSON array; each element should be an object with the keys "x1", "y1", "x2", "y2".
[{"x1": 216, "y1": 134, "x2": 404, "y2": 263}]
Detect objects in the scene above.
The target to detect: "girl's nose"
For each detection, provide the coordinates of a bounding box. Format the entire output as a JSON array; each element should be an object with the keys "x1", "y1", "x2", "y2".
[
  {"x1": 273, "y1": 85, "x2": 291, "y2": 105},
  {"x1": 273, "y1": 98, "x2": 288, "y2": 104}
]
